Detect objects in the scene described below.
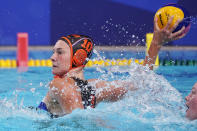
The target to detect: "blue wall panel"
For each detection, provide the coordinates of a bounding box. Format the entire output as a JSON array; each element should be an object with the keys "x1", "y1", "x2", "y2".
[
  {"x1": 0, "y1": 0, "x2": 196, "y2": 46},
  {"x1": 50, "y1": 0, "x2": 154, "y2": 46},
  {"x1": 50, "y1": 0, "x2": 197, "y2": 46},
  {"x1": 111, "y1": 0, "x2": 178, "y2": 12},
  {"x1": 0, "y1": 0, "x2": 50, "y2": 46}
]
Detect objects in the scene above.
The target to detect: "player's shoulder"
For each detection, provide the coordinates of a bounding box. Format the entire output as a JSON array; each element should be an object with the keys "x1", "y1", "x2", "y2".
[{"x1": 50, "y1": 77, "x2": 76, "y2": 90}]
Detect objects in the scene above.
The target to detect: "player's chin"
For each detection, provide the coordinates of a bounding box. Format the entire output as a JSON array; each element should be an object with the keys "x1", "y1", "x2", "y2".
[
  {"x1": 52, "y1": 68, "x2": 67, "y2": 76},
  {"x1": 52, "y1": 68, "x2": 59, "y2": 75},
  {"x1": 186, "y1": 110, "x2": 195, "y2": 120}
]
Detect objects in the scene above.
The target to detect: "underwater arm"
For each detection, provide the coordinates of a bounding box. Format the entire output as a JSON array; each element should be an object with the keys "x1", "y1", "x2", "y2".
[
  {"x1": 42, "y1": 92, "x2": 50, "y2": 108},
  {"x1": 143, "y1": 16, "x2": 187, "y2": 70}
]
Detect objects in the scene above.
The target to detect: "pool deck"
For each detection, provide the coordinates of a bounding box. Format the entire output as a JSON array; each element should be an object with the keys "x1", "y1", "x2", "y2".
[{"x1": 1, "y1": 46, "x2": 197, "y2": 51}]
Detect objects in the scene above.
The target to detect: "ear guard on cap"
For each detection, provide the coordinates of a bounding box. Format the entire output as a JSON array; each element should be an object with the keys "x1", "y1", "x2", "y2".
[{"x1": 73, "y1": 49, "x2": 88, "y2": 67}]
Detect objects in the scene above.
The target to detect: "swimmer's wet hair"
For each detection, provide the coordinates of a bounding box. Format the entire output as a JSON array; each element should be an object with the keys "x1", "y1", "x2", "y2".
[{"x1": 60, "y1": 34, "x2": 94, "y2": 69}]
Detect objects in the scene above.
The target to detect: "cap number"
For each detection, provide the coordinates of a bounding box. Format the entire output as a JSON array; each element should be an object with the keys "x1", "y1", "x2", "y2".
[{"x1": 81, "y1": 40, "x2": 93, "y2": 52}]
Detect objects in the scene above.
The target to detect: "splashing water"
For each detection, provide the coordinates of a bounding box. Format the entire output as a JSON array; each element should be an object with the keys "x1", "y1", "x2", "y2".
[
  {"x1": 100, "y1": 18, "x2": 147, "y2": 46},
  {"x1": 0, "y1": 62, "x2": 197, "y2": 130},
  {"x1": 190, "y1": 16, "x2": 197, "y2": 27},
  {"x1": 83, "y1": 63, "x2": 197, "y2": 130}
]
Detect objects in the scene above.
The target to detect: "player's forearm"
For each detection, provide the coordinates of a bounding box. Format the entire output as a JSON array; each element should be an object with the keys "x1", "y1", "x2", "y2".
[
  {"x1": 96, "y1": 81, "x2": 135, "y2": 102},
  {"x1": 143, "y1": 38, "x2": 161, "y2": 70}
]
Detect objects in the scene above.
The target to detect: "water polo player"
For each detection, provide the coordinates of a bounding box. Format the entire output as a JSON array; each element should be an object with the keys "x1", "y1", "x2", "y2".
[
  {"x1": 185, "y1": 82, "x2": 197, "y2": 120},
  {"x1": 38, "y1": 15, "x2": 188, "y2": 118}
]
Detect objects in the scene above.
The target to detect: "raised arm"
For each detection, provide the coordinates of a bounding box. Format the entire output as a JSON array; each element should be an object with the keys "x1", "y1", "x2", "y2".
[{"x1": 143, "y1": 16, "x2": 187, "y2": 70}]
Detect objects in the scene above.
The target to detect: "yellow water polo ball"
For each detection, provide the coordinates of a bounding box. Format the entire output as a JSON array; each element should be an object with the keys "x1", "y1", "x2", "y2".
[{"x1": 155, "y1": 3, "x2": 191, "y2": 33}]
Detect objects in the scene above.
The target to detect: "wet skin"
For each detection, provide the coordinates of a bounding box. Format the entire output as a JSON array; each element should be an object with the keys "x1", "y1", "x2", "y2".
[
  {"x1": 185, "y1": 82, "x2": 197, "y2": 120},
  {"x1": 51, "y1": 40, "x2": 71, "y2": 77}
]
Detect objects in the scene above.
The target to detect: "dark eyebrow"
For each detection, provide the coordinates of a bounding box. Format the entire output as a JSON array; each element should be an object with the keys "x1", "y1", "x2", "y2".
[
  {"x1": 56, "y1": 48, "x2": 64, "y2": 51},
  {"x1": 53, "y1": 48, "x2": 64, "y2": 51}
]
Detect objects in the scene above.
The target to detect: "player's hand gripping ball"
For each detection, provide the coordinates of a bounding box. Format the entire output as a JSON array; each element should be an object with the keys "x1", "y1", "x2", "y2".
[{"x1": 155, "y1": 3, "x2": 191, "y2": 33}]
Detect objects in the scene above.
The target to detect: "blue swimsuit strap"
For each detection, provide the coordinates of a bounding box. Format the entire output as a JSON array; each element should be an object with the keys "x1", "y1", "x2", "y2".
[
  {"x1": 38, "y1": 101, "x2": 48, "y2": 111},
  {"x1": 37, "y1": 102, "x2": 58, "y2": 118}
]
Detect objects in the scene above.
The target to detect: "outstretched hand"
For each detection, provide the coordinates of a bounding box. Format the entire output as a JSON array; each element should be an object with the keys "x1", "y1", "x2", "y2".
[
  {"x1": 143, "y1": 16, "x2": 188, "y2": 70},
  {"x1": 153, "y1": 16, "x2": 187, "y2": 46}
]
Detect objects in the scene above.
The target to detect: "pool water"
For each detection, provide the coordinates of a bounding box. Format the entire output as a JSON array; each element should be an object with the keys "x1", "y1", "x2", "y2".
[
  {"x1": 0, "y1": 50, "x2": 197, "y2": 131},
  {"x1": 0, "y1": 65, "x2": 197, "y2": 130}
]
